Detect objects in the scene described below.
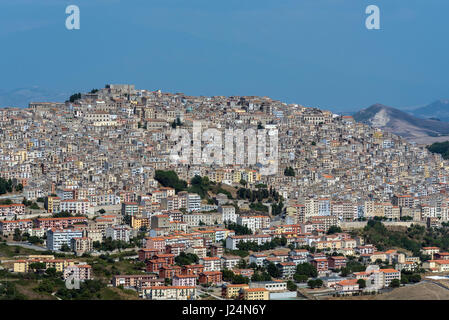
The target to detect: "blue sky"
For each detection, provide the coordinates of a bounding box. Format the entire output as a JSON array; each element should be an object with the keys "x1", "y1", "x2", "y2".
[{"x1": 0, "y1": 0, "x2": 448, "y2": 111}]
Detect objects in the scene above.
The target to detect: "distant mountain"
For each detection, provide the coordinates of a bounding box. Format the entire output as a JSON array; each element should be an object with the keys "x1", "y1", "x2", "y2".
[
  {"x1": 0, "y1": 86, "x2": 68, "y2": 108},
  {"x1": 411, "y1": 99, "x2": 449, "y2": 121},
  {"x1": 353, "y1": 103, "x2": 449, "y2": 143}
]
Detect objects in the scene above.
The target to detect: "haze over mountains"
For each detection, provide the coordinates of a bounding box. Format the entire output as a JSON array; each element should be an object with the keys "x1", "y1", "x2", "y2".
[
  {"x1": 353, "y1": 102, "x2": 449, "y2": 144},
  {"x1": 411, "y1": 99, "x2": 449, "y2": 122},
  {"x1": 0, "y1": 86, "x2": 68, "y2": 108}
]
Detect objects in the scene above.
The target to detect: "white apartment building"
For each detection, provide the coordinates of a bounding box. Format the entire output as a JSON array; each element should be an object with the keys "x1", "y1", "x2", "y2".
[
  {"x1": 105, "y1": 225, "x2": 131, "y2": 242},
  {"x1": 226, "y1": 234, "x2": 272, "y2": 250},
  {"x1": 59, "y1": 199, "x2": 89, "y2": 215},
  {"x1": 47, "y1": 228, "x2": 83, "y2": 251},
  {"x1": 219, "y1": 205, "x2": 237, "y2": 223},
  {"x1": 236, "y1": 215, "x2": 270, "y2": 233},
  {"x1": 187, "y1": 193, "x2": 201, "y2": 212}
]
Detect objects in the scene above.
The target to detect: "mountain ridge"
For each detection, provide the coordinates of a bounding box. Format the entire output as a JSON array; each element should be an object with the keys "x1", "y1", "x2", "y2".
[{"x1": 353, "y1": 103, "x2": 449, "y2": 144}]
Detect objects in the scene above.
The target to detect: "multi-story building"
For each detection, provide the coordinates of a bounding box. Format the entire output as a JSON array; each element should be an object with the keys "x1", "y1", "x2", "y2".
[
  {"x1": 276, "y1": 262, "x2": 296, "y2": 279},
  {"x1": 59, "y1": 199, "x2": 89, "y2": 215},
  {"x1": 199, "y1": 257, "x2": 221, "y2": 271},
  {"x1": 172, "y1": 275, "x2": 197, "y2": 287},
  {"x1": 63, "y1": 264, "x2": 92, "y2": 281},
  {"x1": 0, "y1": 204, "x2": 26, "y2": 218},
  {"x1": 240, "y1": 288, "x2": 269, "y2": 300},
  {"x1": 187, "y1": 193, "x2": 201, "y2": 212},
  {"x1": 141, "y1": 286, "x2": 196, "y2": 300},
  {"x1": 36, "y1": 217, "x2": 88, "y2": 230},
  {"x1": 225, "y1": 235, "x2": 272, "y2": 250},
  {"x1": 219, "y1": 205, "x2": 237, "y2": 223},
  {"x1": 71, "y1": 237, "x2": 93, "y2": 255},
  {"x1": 46, "y1": 228, "x2": 83, "y2": 251},
  {"x1": 0, "y1": 219, "x2": 33, "y2": 235},
  {"x1": 237, "y1": 215, "x2": 270, "y2": 233},
  {"x1": 105, "y1": 225, "x2": 130, "y2": 242},
  {"x1": 121, "y1": 202, "x2": 139, "y2": 217}
]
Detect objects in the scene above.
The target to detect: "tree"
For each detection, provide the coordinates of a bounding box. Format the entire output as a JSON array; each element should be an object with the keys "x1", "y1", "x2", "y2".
[
  {"x1": 287, "y1": 280, "x2": 297, "y2": 291},
  {"x1": 98, "y1": 208, "x2": 106, "y2": 214},
  {"x1": 225, "y1": 222, "x2": 252, "y2": 235},
  {"x1": 28, "y1": 236, "x2": 43, "y2": 244},
  {"x1": 357, "y1": 279, "x2": 366, "y2": 289},
  {"x1": 248, "y1": 262, "x2": 258, "y2": 270},
  {"x1": 45, "y1": 267, "x2": 58, "y2": 277},
  {"x1": 13, "y1": 228, "x2": 22, "y2": 241},
  {"x1": 154, "y1": 170, "x2": 187, "y2": 193},
  {"x1": 390, "y1": 279, "x2": 400, "y2": 288},
  {"x1": 296, "y1": 263, "x2": 318, "y2": 278},
  {"x1": 29, "y1": 262, "x2": 46, "y2": 272},
  {"x1": 284, "y1": 167, "x2": 295, "y2": 177},
  {"x1": 35, "y1": 279, "x2": 55, "y2": 293},
  {"x1": 409, "y1": 274, "x2": 421, "y2": 283},
  {"x1": 251, "y1": 271, "x2": 272, "y2": 282},
  {"x1": 307, "y1": 279, "x2": 323, "y2": 289},
  {"x1": 340, "y1": 267, "x2": 351, "y2": 277},
  {"x1": 327, "y1": 225, "x2": 342, "y2": 235},
  {"x1": 237, "y1": 258, "x2": 247, "y2": 269},
  {"x1": 293, "y1": 274, "x2": 309, "y2": 283},
  {"x1": 232, "y1": 274, "x2": 249, "y2": 285},
  {"x1": 69, "y1": 93, "x2": 82, "y2": 102},
  {"x1": 30, "y1": 203, "x2": 40, "y2": 210},
  {"x1": 175, "y1": 252, "x2": 199, "y2": 266},
  {"x1": 60, "y1": 243, "x2": 71, "y2": 252},
  {"x1": 222, "y1": 269, "x2": 235, "y2": 282},
  {"x1": 267, "y1": 262, "x2": 281, "y2": 278}
]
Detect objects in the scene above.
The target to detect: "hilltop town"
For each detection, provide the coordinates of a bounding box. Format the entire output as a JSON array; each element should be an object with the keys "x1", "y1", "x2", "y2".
[{"x1": 1, "y1": 84, "x2": 449, "y2": 300}]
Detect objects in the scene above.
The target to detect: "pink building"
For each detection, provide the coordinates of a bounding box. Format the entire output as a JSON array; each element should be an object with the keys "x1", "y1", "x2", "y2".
[{"x1": 36, "y1": 216, "x2": 87, "y2": 230}]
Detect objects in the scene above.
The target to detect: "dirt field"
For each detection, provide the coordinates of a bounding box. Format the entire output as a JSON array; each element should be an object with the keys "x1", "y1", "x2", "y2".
[{"x1": 322, "y1": 282, "x2": 449, "y2": 300}]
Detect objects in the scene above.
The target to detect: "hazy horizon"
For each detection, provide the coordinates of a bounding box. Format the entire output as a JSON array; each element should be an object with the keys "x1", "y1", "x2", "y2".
[{"x1": 1, "y1": 0, "x2": 448, "y2": 112}]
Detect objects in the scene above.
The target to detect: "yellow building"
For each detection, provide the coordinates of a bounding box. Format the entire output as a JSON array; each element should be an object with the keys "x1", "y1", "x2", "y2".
[
  {"x1": 131, "y1": 216, "x2": 150, "y2": 230},
  {"x1": 222, "y1": 284, "x2": 249, "y2": 299},
  {"x1": 13, "y1": 260, "x2": 28, "y2": 273},
  {"x1": 13, "y1": 258, "x2": 75, "y2": 273},
  {"x1": 28, "y1": 255, "x2": 55, "y2": 260},
  {"x1": 314, "y1": 240, "x2": 343, "y2": 250},
  {"x1": 233, "y1": 170, "x2": 242, "y2": 183},
  {"x1": 215, "y1": 170, "x2": 225, "y2": 183},
  {"x1": 242, "y1": 288, "x2": 269, "y2": 300},
  {"x1": 46, "y1": 259, "x2": 75, "y2": 272},
  {"x1": 45, "y1": 196, "x2": 61, "y2": 213}
]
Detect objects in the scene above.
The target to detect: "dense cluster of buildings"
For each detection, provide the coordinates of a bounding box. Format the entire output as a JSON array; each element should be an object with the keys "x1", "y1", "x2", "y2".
[{"x1": 1, "y1": 84, "x2": 449, "y2": 299}]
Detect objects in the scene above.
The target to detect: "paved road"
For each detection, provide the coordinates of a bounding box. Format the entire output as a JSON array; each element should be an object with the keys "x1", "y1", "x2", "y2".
[
  {"x1": 52, "y1": 291, "x2": 62, "y2": 300},
  {"x1": 423, "y1": 280, "x2": 449, "y2": 291},
  {"x1": 196, "y1": 286, "x2": 225, "y2": 300},
  {"x1": 5, "y1": 242, "x2": 48, "y2": 252},
  {"x1": 0, "y1": 194, "x2": 23, "y2": 200}
]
